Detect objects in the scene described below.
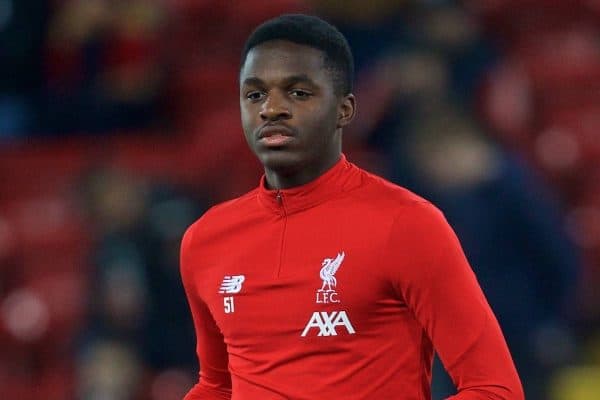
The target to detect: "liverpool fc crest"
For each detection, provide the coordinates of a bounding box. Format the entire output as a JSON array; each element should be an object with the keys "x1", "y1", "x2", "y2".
[{"x1": 316, "y1": 252, "x2": 345, "y2": 303}]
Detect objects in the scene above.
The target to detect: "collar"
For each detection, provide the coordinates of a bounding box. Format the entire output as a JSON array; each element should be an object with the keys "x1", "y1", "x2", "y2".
[{"x1": 257, "y1": 154, "x2": 362, "y2": 215}]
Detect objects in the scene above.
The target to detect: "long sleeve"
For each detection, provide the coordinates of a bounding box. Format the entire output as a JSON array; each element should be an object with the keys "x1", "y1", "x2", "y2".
[
  {"x1": 388, "y1": 202, "x2": 524, "y2": 400},
  {"x1": 180, "y1": 226, "x2": 232, "y2": 400}
]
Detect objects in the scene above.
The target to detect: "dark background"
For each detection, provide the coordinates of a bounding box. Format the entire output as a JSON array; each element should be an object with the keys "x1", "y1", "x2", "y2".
[{"x1": 0, "y1": 1, "x2": 599, "y2": 399}]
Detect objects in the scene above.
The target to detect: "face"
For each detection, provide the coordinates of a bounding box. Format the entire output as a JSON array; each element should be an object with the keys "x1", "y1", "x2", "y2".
[{"x1": 240, "y1": 40, "x2": 355, "y2": 186}]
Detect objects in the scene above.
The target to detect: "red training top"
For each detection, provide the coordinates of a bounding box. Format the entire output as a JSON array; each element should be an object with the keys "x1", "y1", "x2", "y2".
[{"x1": 180, "y1": 155, "x2": 523, "y2": 400}]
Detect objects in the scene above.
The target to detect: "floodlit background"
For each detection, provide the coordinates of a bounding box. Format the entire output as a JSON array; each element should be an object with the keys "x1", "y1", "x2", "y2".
[{"x1": 1, "y1": 0, "x2": 599, "y2": 399}]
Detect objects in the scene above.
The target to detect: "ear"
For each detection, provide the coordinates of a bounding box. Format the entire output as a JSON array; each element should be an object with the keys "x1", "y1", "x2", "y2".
[{"x1": 337, "y1": 94, "x2": 356, "y2": 129}]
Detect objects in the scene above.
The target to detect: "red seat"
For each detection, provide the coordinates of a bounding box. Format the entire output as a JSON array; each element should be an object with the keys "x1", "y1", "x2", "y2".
[
  {"x1": 470, "y1": 0, "x2": 592, "y2": 42},
  {"x1": 514, "y1": 27, "x2": 600, "y2": 92},
  {"x1": 541, "y1": 106, "x2": 600, "y2": 165},
  {"x1": 0, "y1": 138, "x2": 91, "y2": 202}
]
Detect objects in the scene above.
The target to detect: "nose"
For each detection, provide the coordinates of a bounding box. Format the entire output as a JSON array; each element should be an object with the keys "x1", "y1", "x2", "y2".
[{"x1": 259, "y1": 91, "x2": 291, "y2": 121}]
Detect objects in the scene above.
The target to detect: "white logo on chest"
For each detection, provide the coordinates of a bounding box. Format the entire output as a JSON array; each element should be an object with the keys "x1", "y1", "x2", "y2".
[
  {"x1": 219, "y1": 275, "x2": 245, "y2": 294},
  {"x1": 301, "y1": 311, "x2": 356, "y2": 337},
  {"x1": 316, "y1": 252, "x2": 344, "y2": 304},
  {"x1": 219, "y1": 275, "x2": 245, "y2": 314}
]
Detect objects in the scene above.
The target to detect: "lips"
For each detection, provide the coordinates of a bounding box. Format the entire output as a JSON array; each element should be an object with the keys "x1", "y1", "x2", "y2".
[
  {"x1": 257, "y1": 124, "x2": 295, "y2": 139},
  {"x1": 256, "y1": 125, "x2": 296, "y2": 147}
]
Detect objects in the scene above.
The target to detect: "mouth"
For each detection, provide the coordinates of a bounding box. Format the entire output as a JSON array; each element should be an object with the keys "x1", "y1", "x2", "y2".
[{"x1": 257, "y1": 125, "x2": 296, "y2": 147}]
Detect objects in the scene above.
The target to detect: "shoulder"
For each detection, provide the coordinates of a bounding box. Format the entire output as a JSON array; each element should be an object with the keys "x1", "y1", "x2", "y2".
[
  {"x1": 345, "y1": 166, "x2": 455, "y2": 250},
  {"x1": 181, "y1": 188, "x2": 260, "y2": 256},
  {"x1": 205, "y1": 187, "x2": 260, "y2": 221},
  {"x1": 351, "y1": 166, "x2": 442, "y2": 220},
  {"x1": 189, "y1": 188, "x2": 259, "y2": 230}
]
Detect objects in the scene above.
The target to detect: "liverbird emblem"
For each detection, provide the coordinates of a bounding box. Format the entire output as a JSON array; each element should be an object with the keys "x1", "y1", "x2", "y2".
[{"x1": 318, "y1": 252, "x2": 345, "y2": 292}]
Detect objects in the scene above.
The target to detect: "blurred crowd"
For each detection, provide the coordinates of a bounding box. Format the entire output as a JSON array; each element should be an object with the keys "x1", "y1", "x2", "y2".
[{"x1": 0, "y1": 0, "x2": 599, "y2": 399}]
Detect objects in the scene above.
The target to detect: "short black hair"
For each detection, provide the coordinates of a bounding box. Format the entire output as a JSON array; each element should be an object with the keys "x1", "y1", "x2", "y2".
[{"x1": 241, "y1": 14, "x2": 354, "y2": 96}]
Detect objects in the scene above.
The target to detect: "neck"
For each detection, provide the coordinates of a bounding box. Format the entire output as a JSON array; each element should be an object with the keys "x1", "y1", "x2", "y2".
[{"x1": 264, "y1": 152, "x2": 342, "y2": 190}]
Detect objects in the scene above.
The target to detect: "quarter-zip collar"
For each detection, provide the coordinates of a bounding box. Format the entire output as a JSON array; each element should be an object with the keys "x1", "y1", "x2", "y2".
[{"x1": 257, "y1": 154, "x2": 362, "y2": 215}]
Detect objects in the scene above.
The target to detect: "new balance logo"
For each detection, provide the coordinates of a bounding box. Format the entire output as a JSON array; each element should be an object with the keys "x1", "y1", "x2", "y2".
[
  {"x1": 301, "y1": 311, "x2": 356, "y2": 337},
  {"x1": 218, "y1": 275, "x2": 245, "y2": 294}
]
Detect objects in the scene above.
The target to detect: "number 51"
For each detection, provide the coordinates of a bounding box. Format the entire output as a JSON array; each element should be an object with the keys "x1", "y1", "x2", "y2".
[{"x1": 224, "y1": 296, "x2": 235, "y2": 313}]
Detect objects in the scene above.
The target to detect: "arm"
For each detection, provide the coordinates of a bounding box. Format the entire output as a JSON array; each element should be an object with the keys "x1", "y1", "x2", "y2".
[
  {"x1": 390, "y1": 202, "x2": 524, "y2": 400},
  {"x1": 180, "y1": 226, "x2": 232, "y2": 400}
]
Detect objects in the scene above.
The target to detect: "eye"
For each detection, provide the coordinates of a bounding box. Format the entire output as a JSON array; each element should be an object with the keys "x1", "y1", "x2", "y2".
[
  {"x1": 290, "y1": 89, "x2": 312, "y2": 99},
  {"x1": 246, "y1": 91, "x2": 266, "y2": 102}
]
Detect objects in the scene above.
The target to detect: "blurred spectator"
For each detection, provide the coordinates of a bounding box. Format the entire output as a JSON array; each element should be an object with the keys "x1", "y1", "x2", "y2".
[
  {"x1": 0, "y1": 0, "x2": 48, "y2": 139},
  {"x1": 43, "y1": 0, "x2": 167, "y2": 135},
  {"x1": 340, "y1": 5, "x2": 580, "y2": 394},
  {"x1": 77, "y1": 339, "x2": 143, "y2": 400},
  {"x1": 388, "y1": 103, "x2": 578, "y2": 399},
  {"x1": 78, "y1": 167, "x2": 206, "y2": 397}
]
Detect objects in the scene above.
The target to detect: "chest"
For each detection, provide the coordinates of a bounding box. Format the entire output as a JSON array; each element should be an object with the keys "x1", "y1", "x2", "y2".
[{"x1": 193, "y1": 209, "x2": 404, "y2": 342}]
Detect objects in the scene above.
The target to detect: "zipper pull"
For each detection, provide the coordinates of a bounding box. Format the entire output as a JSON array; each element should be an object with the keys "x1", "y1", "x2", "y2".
[{"x1": 276, "y1": 190, "x2": 283, "y2": 205}]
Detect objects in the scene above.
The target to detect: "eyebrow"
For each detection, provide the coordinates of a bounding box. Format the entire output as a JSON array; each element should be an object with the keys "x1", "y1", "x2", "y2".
[
  {"x1": 241, "y1": 77, "x2": 265, "y2": 87},
  {"x1": 242, "y1": 74, "x2": 317, "y2": 88}
]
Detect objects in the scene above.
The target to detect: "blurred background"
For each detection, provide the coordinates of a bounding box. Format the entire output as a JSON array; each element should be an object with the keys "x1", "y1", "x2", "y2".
[{"x1": 0, "y1": 0, "x2": 599, "y2": 399}]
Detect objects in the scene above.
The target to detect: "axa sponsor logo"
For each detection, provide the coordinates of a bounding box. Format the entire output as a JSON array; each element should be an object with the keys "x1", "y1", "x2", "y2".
[
  {"x1": 316, "y1": 252, "x2": 344, "y2": 304},
  {"x1": 301, "y1": 310, "x2": 356, "y2": 337},
  {"x1": 302, "y1": 252, "x2": 356, "y2": 336}
]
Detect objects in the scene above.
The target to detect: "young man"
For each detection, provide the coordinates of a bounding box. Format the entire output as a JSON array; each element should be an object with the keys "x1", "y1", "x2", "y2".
[{"x1": 180, "y1": 14, "x2": 524, "y2": 400}]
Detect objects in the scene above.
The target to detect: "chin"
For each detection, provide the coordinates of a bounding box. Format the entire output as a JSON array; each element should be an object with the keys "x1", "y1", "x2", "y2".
[{"x1": 258, "y1": 149, "x2": 304, "y2": 173}]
